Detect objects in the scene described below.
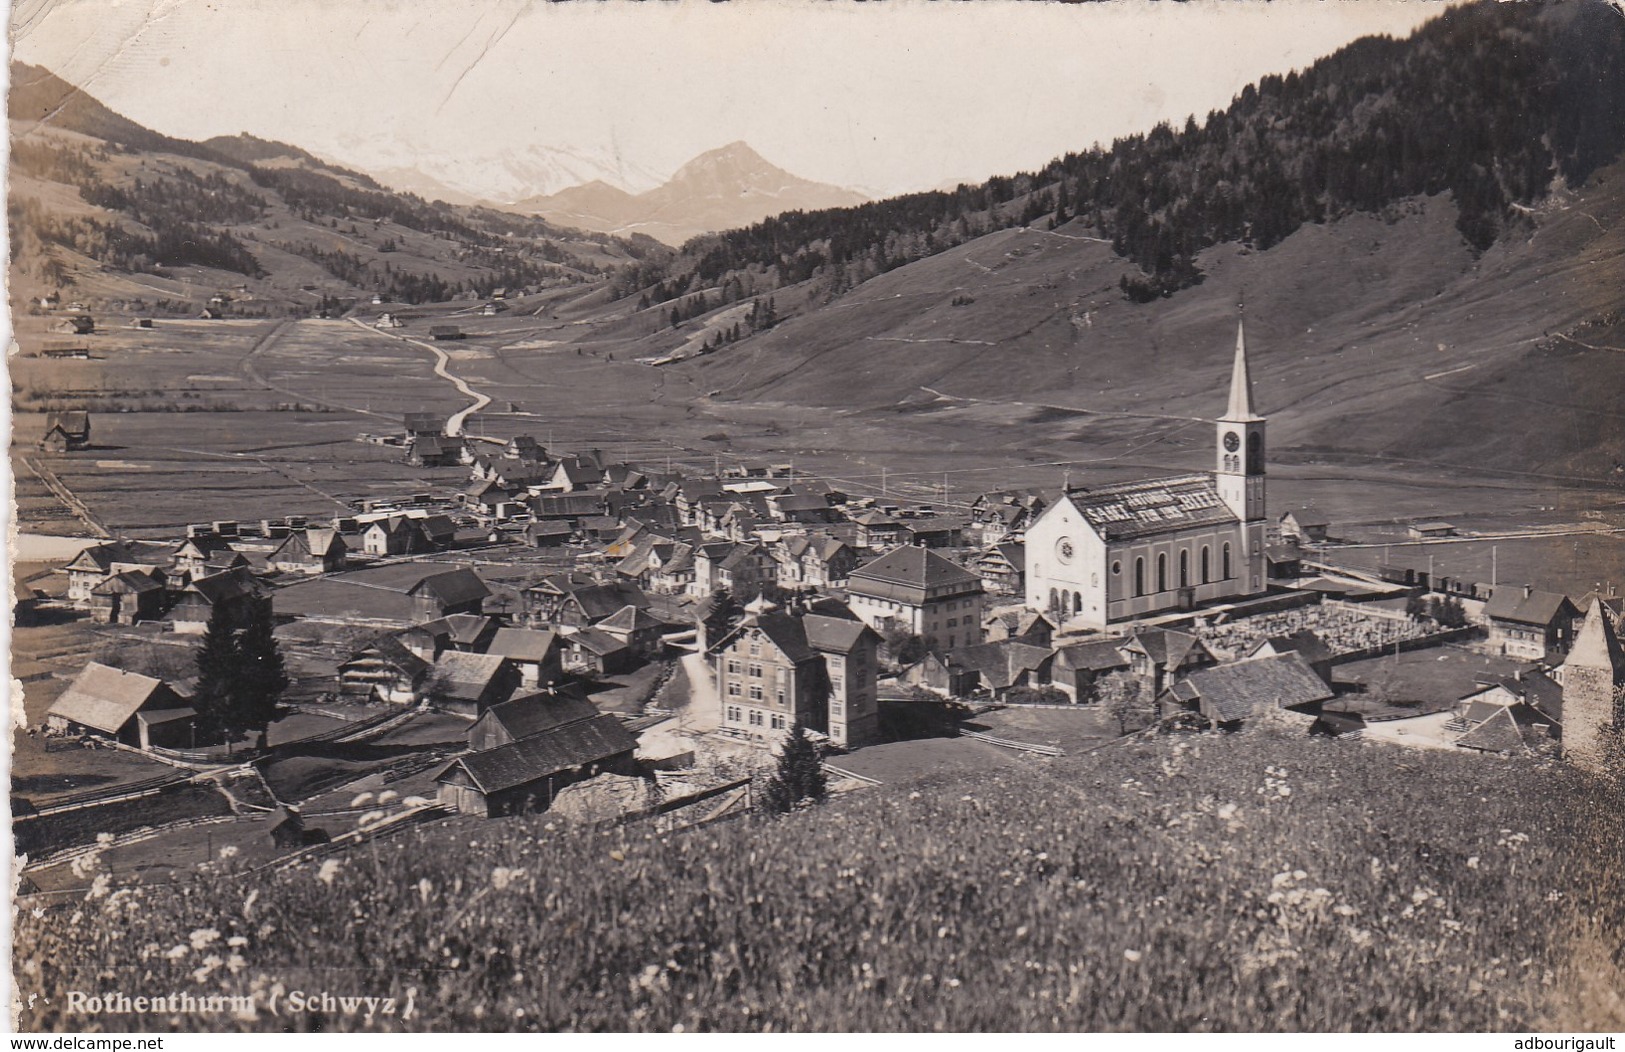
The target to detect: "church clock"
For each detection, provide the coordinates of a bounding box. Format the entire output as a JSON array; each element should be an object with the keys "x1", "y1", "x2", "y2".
[{"x1": 1223, "y1": 431, "x2": 1240, "y2": 453}]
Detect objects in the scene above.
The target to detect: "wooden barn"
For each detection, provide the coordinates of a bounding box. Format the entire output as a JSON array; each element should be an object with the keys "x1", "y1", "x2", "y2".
[
  {"x1": 269, "y1": 528, "x2": 348, "y2": 575},
  {"x1": 40, "y1": 410, "x2": 91, "y2": 452},
  {"x1": 45, "y1": 663, "x2": 193, "y2": 748},
  {"x1": 434, "y1": 714, "x2": 638, "y2": 817}
]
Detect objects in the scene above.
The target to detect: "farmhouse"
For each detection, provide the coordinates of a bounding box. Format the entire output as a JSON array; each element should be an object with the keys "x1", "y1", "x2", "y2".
[
  {"x1": 407, "y1": 433, "x2": 463, "y2": 468},
  {"x1": 1279, "y1": 508, "x2": 1331, "y2": 544},
  {"x1": 338, "y1": 634, "x2": 430, "y2": 704},
  {"x1": 167, "y1": 567, "x2": 269, "y2": 635},
  {"x1": 1409, "y1": 522, "x2": 1457, "y2": 540},
  {"x1": 407, "y1": 568, "x2": 491, "y2": 620},
  {"x1": 171, "y1": 534, "x2": 240, "y2": 579},
  {"x1": 362, "y1": 516, "x2": 432, "y2": 556},
  {"x1": 1247, "y1": 629, "x2": 1335, "y2": 685},
  {"x1": 1122, "y1": 628, "x2": 1218, "y2": 696},
  {"x1": 426, "y1": 651, "x2": 519, "y2": 716},
  {"x1": 63, "y1": 540, "x2": 170, "y2": 604},
  {"x1": 846, "y1": 545, "x2": 985, "y2": 650},
  {"x1": 1483, "y1": 586, "x2": 1581, "y2": 660},
  {"x1": 1025, "y1": 323, "x2": 1268, "y2": 628},
  {"x1": 433, "y1": 714, "x2": 638, "y2": 817},
  {"x1": 51, "y1": 313, "x2": 95, "y2": 335},
  {"x1": 944, "y1": 640, "x2": 1055, "y2": 699},
  {"x1": 564, "y1": 628, "x2": 635, "y2": 676},
  {"x1": 484, "y1": 628, "x2": 564, "y2": 688},
  {"x1": 848, "y1": 509, "x2": 905, "y2": 549},
  {"x1": 40, "y1": 410, "x2": 91, "y2": 452},
  {"x1": 45, "y1": 663, "x2": 192, "y2": 748},
  {"x1": 88, "y1": 570, "x2": 166, "y2": 625},
  {"x1": 975, "y1": 541, "x2": 1026, "y2": 596},
  {"x1": 1051, "y1": 638, "x2": 1132, "y2": 702},
  {"x1": 269, "y1": 529, "x2": 347, "y2": 575}
]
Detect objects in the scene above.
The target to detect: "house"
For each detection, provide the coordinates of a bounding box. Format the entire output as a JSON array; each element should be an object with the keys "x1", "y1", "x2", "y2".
[
  {"x1": 484, "y1": 628, "x2": 564, "y2": 688},
  {"x1": 408, "y1": 568, "x2": 491, "y2": 620},
  {"x1": 417, "y1": 514, "x2": 459, "y2": 548},
  {"x1": 362, "y1": 516, "x2": 432, "y2": 557},
  {"x1": 40, "y1": 410, "x2": 91, "y2": 452},
  {"x1": 597, "y1": 604, "x2": 668, "y2": 659},
  {"x1": 1450, "y1": 670, "x2": 1565, "y2": 737},
  {"x1": 1409, "y1": 521, "x2": 1457, "y2": 540},
  {"x1": 899, "y1": 652, "x2": 979, "y2": 698},
  {"x1": 970, "y1": 489, "x2": 1048, "y2": 545},
  {"x1": 546, "y1": 458, "x2": 603, "y2": 493},
  {"x1": 846, "y1": 545, "x2": 986, "y2": 650},
  {"x1": 525, "y1": 520, "x2": 575, "y2": 548},
  {"x1": 131, "y1": 318, "x2": 154, "y2": 329},
  {"x1": 976, "y1": 542, "x2": 1026, "y2": 596},
  {"x1": 901, "y1": 517, "x2": 965, "y2": 548},
  {"x1": 1247, "y1": 630, "x2": 1335, "y2": 685},
  {"x1": 1051, "y1": 638, "x2": 1132, "y2": 702},
  {"x1": 88, "y1": 570, "x2": 166, "y2": 625},
  {"x1": 1279, "y1": 508, "x2": 1331, "y2": 544},
  {"x1": 769, "y1": 491, "x2": 838, "y2": 524},
  {"x1": 172, "y1": 534, "x2": 240, "y2": 579},
  {"x1": 376, "y1": 313, "x2": 405, "y2": 329},
  {"x1": 981, "y1": 610, "x2": 1054, "y2": 647},
  {"x1": 1265, "y1": 543, "x2": 1304, "y2": 580},
  {"x1": 45, "y1": 663, "x2": 190, "y2": 748},
  {"x1": 1483, "y1": 586, "x2": 1581, "y2": 660},
  {"x1": 847, "y1": 509, "x2": 905, "y2": 549},
  {"x1": 398, "y1": 614, "x2": 499, "y2": 659},
  {"x1": 52, "y1": 313, "x2": 95, "y2": 335},
  {"x1": 407, "y1": 433, "x2": 463, "y2": 467},
  {"x1": 564, "y1": 628, "x2": 636, "y2": 675},
  {"x1": 339, "y1": 634, "x2": 430, "y2": 704},
  {"x1": 63, "y1": 540, "x2": 170, "y2": 604},
  {"x1": 550, "y1": 583, "x2": 651, "y2": 629},
  {"x1": 403, "y1": 412, "x2": 443, "y2": 438},
  {"x1": 1164, "y1": 652, "x2": 1334, "y2": 728},
  {"x1": 167, "y1": 567, "x2": 268, "y2": 635},
  {"x1": 1121, "y1": 627, "x2": 1217, "y2": 696},
  {"x1": 429, "y1": 325, "x2": 465, "y2": 341},
  {"x1": 269, "y1": 529, "x2": 347, "y2": 575},
  {"x1": 777, "y1": 534, "x2": 857, "y2": 590},
  {"x1": 708, "y1": 598, "x2": 881, "y2": 748},
  {"x1": 468, "y1": 685, "x2": 599, "y2": 752},
  {"x1": 198, "y1": 306, "x2": 224, "y2": 320},
  {"x1": 433, "y1": 714, "x2": 638, "y2": 817},
  {"x1": 690, "y1": 542, "x2": 774, "y2": 598},
  {"x1": 944, "y1": 640, "x2": 1055, "y2": 699},
  {"x1": 426, "y1": 651, "x2": 519, "y2": 716}
]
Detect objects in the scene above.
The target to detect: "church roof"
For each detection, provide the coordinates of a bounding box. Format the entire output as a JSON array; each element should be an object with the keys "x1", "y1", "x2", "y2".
[
  {"x1": 1568, "y1": 601, "x2": 1624, "y2": 675},
  {"x1": 1064, "y1": 474, "x2": 1236, "y2": 541},
  {"x1": 1224, "y1": 319, "x2": 1262, "y2": 422}
]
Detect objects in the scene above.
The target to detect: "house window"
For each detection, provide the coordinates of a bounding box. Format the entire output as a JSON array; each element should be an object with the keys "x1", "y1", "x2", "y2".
[
  {"x1": 749, "y1": 639, "x2": 761, "y2": 657},
  {"x1": 749, "y1": 710, "x2": 763, "y2": 726},
  {"x1": 748, "y1": 663, "x2": 763, "y2": 678},
  {"x1": 828, "y1": 655, "x2": 845, "y2": 672},
  {"x1": 726, "y1": 706, "x2": 741, "y2": 723},
  {"x1": 1157, "y1": 553, "x2": 1168, "y2": 592},
  {"x1": 1112, "y1": 561, "x2": 1121, "y2": 575},
  {"x1": 770, "y1": 714, "x2": 786, "y2": 731},
  {"x1": 776, "y1": 690, "x2": 786, "y2": 708},
  {"x1": 947, "y1": 618, "x2": 958, "y2": 628},
  {"x1": 728, "y1": 681, "x2": 741, "y2": 696},
  {"x1": 1223, "y1": 543, "x2": 1232, "y2": 579},
  {"x1": 727, "y1": 659, "x2": 741, "y2": 675},
  {"x1": 1134, "y1": 557, "x2": 1145, "y2": 597},
  {"x1": 832, "y1": 702, "x2": 844, "y2": 716},
  {"x1": 749, "y1": 685, "x2": 764, "y2": 701}
]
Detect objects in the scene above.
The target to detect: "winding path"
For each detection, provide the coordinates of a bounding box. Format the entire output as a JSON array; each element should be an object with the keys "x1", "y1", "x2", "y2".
[{"x1": 348, "y1": 318, "x2": 492, "y2": 436}]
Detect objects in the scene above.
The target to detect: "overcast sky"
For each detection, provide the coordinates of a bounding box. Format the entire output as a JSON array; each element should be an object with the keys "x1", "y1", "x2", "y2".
[{"x1": 11, "y1": 0, "x2": 1454, "y2": 197}]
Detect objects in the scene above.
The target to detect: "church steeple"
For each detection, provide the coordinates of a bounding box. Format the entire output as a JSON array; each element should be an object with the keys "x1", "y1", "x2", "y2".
[{"x1": 1225, "y1": 320, "x2": 1262, "y2": 422}]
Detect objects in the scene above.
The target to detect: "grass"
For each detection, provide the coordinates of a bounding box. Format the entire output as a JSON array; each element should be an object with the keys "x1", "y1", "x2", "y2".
[
  {"x1": 14, "y1": 784, "x2": 233, "y2": 859},
  {"x1": 18, "y1": 726, "x2": 1619, "y2": 1033}
]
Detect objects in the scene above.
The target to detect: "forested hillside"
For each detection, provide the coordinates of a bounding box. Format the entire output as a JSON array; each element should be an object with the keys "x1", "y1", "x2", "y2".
[{"x1": 618, "y1": 0, "x2": 1624, "y2": 315}]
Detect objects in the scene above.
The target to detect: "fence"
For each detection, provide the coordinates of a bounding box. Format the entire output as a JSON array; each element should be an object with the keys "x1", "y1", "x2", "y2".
[
  {"x1": 15, "y1": 773, "x2": 188, "y2": 821},
  {"x1": 960, "y1": 730, "x2": 1064, "y2": 757}
]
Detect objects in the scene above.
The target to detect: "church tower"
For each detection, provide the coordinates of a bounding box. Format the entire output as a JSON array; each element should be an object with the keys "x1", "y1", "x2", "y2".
[
  {"x1": 1216, "y1": 319, "x2": 1266, "y2": 523},
  {"x1": 1563, "y1": 602, "x2": 1624, "y2": 773}
]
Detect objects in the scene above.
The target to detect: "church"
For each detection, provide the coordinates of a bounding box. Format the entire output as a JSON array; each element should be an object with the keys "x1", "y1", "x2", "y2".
[{"x1": 1024, "y1": 322, "x2": 1268, "y2": 629}]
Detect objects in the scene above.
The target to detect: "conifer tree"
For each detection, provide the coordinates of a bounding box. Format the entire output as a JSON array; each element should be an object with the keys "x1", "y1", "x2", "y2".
[
  {"x1": 235, "y1": 600, "x2": 289, "y2": 749},
  {"x1": 193, "y1": 604, "x2": 240, "y2": 747},
  {"x1": 763, "y1": 723, "x2": 827, "y2": 814}
]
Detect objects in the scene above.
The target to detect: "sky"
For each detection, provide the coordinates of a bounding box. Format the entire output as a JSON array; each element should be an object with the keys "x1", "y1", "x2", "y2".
[{"x1": 10, "y1": 0, "x2": 1456, "y2": 199}]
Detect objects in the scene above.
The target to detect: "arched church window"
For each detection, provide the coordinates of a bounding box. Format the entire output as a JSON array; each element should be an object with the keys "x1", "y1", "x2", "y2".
[
  {"x1": 1179, "y1": 549, "x2": 1189, "y2": 588},
  {"x1": 1201, "y1": 545, "x2": 1211, "y2": 584},
  {"x1": 1074, "y1": 592, "x2": 1083, "y2": 615},
  {"x1": 1156, "y1": 553, "x2": 1167, "y2": 593},
  {"x1": 1247, "y1": 432, "x2": 1264, "y2": 474},
  {"x1": 1049, "y1": 588, "x2": 1059, "y2": 614},
  {"x1": 1222, "y1": 543, "x2": 1232, "y2": 579},
  {"x1": 1134, "y1": 558, "x2": 1145, "y2": 597}
]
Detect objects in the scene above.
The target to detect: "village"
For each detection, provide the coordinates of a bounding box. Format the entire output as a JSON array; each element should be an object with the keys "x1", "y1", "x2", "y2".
[{"x1": 13, "y1": 317, "x2": 1625, "y2": 899}]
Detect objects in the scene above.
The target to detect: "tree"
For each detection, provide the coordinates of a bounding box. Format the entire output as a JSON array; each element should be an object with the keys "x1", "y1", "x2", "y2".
[
  {"x1": 234, "y1": 600, "x2": 289, "y2": 749},
  {"x1": 762, "y1": 723, "x2": 827, "y2": 813},
  {"x1": 193, "y1": 605, "x2": 241, "y2": 747},
  {"x1": 1405, "y1": 594, "x2": 1430, "y2": 621},
  {"x1": 1100, "y1": 671, "x2": 1154, "y2": 736}
]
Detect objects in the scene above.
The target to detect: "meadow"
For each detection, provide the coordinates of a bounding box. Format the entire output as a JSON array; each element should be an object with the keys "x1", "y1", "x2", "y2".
[{"x1": 14, "y1": 724, "x2": 1623, "y2": 1032}]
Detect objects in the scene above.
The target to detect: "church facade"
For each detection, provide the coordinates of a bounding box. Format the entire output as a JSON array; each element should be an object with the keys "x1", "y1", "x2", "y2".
[{"x1": 1025, "y1": 323, "x2": 1269, "y2": 629}]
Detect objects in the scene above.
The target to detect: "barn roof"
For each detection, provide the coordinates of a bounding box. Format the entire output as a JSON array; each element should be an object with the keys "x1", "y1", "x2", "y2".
[
  {"x1": 91, "y1": 569, "x2": 164, "y2": 595},
  {"x1": 430, "y1": 651, "x2": 509, "y2": 701},
  {"x1": 802, "y1": 609, "x2": 875, "y2": 654},
  {"x1": 486, "y1": 627, "x2": 560, "y2": 663},
  {"x1": 1282, "y1": 507, "x2": 1331, "y2": 528},
  {"x1": 409, "y1": 568, "x2": 491, "y2": 607},
  {"x1": 1171, "y1": 652, "x2": 1333, "y2": 723},
  {"x1": 438, "y1": 714, "x2": 637, "y2": 794},
  {"x1": 45, "y1": 410, "x2": 90, "y2": 436},
  {"x1": 597, "y1": 604, "x2": 666, "y2": 635},
  {"x1": 48, "y1": 663, "x2": 178, "y2": 735},
  {"x1": 1483, "y1": 588, "x2": 1577, "y2": 627},
  {"x1": 475, "y1": 687, "x2": 598, "y2": 742},
  {"x1": 568, "y1": 627, "x2": 631, "y2": 657},
  {"x1": 1055, "y1": 638, "x2": 1132, "y2": 672}
]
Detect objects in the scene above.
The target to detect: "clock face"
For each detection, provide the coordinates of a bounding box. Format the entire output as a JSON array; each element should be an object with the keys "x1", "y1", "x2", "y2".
[
  {"x1": 1056, "y1": 538, "x2": 1075, "y2": 562},
  {"x1": 1223, "y1": 431, "x2": 1241, "y2": 453}
]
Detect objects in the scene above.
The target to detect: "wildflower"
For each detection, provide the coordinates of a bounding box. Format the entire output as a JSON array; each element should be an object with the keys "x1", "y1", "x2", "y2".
[
  {"x1": 165, "y1": 944, "x2": 190, "y2": 960},
  {"x1": 1467, "y1": 856, "x2": 1481, "y2": 870},
  {"x1": 316, "y1": 859, "x2": 342, "y2": 886},
  {"x1": 402, "y1": 796, "x2": 430, "y2": 808},
  {"x1": 226, "y1": 954, "x2": 247, "y2": 974},
  {"x1": 1216, "y1": 803, "x2": 1238, "y2": 821},
  {"x1": 86, "y1": 874, "x2": 111, "y2": 901},
  {"x1": 377, "y1": 790, "x2": 399, "y2": 804},
  {"x1": 218, "y1": 845, "x2": 239, "y2": 860},
  {"x1": 227, "y1": 936, "x2": 249, "y2": 948},
  {"x1": 350, "y1": 792, "x2": 374, "y2": 808},
  {"x1": 609, "y1": 849, "x2": 626, "y2": 862},
  {"x1": 189, "y1": 928, "x2": 221, "y2": 950},
  {"x1": 491, "y1": 867, "x2": 527, "y2": 891},
  {"x1": 1123, "y1": 949, "x2": 1143, "y2": 963},
  {"x1": 95, "y1": 832, "x2": 115, "y2": 846},
  {"x1": 417, "y1": 878, "x2": 434, "y2": 904}
]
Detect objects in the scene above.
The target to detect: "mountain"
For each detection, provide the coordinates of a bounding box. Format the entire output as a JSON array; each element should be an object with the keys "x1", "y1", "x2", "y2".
[
  {"x1": 315, "y1": 134, "x2": 668, "y2": 206},
  {"x1": 518, "y1": 142, "x2": 869, "y2": 247},
  {"x1": 6, "y1": 61, "x2": 669, "y2": 312}
]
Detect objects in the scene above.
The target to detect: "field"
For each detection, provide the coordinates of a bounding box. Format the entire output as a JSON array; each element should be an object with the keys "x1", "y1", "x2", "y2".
[{"x1": 13, "y1": 726, "x2": 1623, "y2": 1032}]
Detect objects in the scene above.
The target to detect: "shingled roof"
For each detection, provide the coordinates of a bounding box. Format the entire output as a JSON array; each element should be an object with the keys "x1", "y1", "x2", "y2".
[
  {"x1": 438, "y1": 714, "x2": 636, "y2": 794},
  {"x1": 475, "y1": 686, "x2": 598, "y2": 742},
  {"x1": 48, "y1": 663, "x2": 181, "y2": 736},
  {"x1": 1483, "y1": 588, "x2": 1578, "y2": 627},
  {"x1": 848, "y1": 546, "x2": 982, "y2": 602},
  {"x1": 1060, "y1": 474, "x2": 1236, "y2": 542},
  {"x1": 408, "y1": 568, "x2": 491, "y2": 608},
  {"x1": 1170, "y1": 652, "x2": 1333, "y2": 723}
]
